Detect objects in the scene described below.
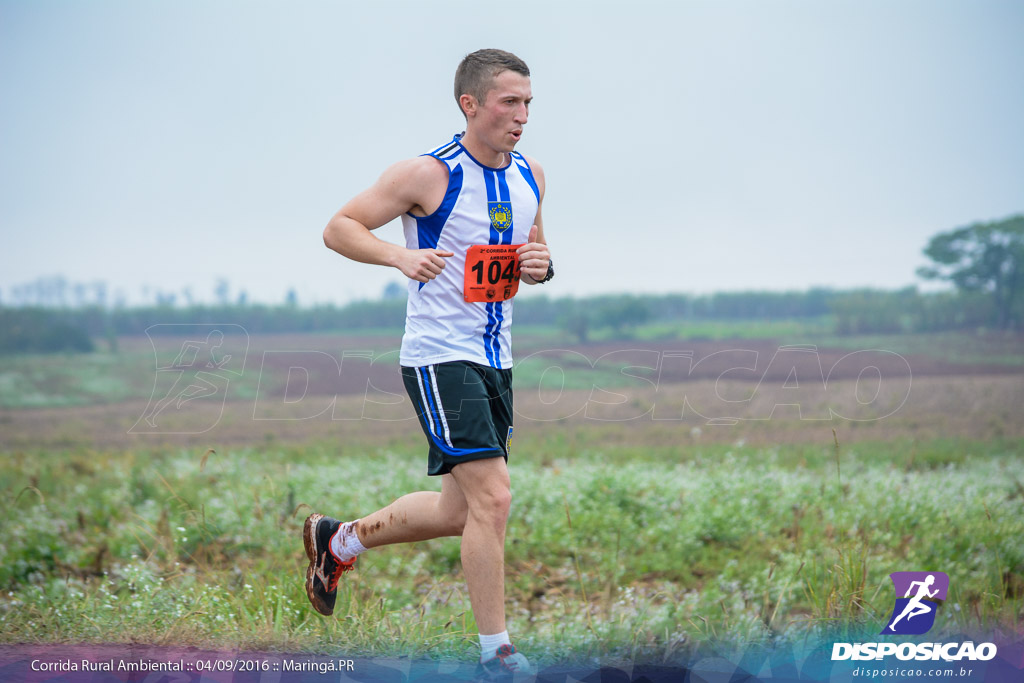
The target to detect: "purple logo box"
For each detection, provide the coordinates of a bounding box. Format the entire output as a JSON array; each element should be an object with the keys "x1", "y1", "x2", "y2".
[{"x1": 889, "y1": 571, "x2": 949, "y2": 601}]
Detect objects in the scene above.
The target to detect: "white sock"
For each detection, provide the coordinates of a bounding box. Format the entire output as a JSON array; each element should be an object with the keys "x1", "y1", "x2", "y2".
[
  {"x1": 329, "y1": 519, "x2": 366, "y2": 562},
  {"x1": 479, "y1": 630, "x2": 511, "y2": 662}
]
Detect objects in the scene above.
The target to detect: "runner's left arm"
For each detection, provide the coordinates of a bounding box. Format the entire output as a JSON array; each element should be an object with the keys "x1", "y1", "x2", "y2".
[{"x1": 517, "y1": 156, "x2": 551, "y2": 284}]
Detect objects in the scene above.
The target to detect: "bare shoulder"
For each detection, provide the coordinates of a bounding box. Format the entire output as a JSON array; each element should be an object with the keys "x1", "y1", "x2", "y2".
[
  {"x1": 379, "y1": 155, "x2": 449, "y2": 191},
  {"x1": 521, "y1": 154, "x2": 545, "y2": 196},
  {"x1": 374, "y1": 155, "x2": 450, "y2": 214}
]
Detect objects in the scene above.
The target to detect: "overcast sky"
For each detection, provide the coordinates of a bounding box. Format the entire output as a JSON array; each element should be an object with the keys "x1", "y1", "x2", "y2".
[{"x1": 2, "y1": 1, "x2": 1022, "y2": 306}]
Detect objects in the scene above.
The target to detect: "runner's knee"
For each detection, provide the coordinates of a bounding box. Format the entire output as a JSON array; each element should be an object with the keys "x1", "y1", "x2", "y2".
[{"x1": 468, "y1": 486, "x2": 511, "y2": 531}]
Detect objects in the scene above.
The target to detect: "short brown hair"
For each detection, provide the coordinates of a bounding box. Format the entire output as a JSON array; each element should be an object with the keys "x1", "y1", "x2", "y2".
[{"x1": 454, "y1": 49, "x2": 530, "y2": 117}]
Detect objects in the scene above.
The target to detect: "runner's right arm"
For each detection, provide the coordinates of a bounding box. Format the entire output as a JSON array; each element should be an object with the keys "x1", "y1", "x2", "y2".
[{"x1": 324, "y1": 158, "x2": 453, "y2": 283}]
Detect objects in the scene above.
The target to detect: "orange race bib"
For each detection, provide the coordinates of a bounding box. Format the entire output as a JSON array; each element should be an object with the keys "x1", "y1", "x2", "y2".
[{"x1": 464, "y1": 244, "x2": 523, "y2": 303}]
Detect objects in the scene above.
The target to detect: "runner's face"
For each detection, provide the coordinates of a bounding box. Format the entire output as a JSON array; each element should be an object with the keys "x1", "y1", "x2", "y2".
[{"x1": 473, "y1": 71, "x2": 532, "y2": 154}]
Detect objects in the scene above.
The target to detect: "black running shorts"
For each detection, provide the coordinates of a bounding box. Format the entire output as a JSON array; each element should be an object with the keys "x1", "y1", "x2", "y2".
[{"x1": 401, "y1": 361, "x2": 514, "y2": 476}]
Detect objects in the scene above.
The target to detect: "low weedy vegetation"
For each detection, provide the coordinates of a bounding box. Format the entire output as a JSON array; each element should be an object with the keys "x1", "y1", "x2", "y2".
[{"x1": 1, "y1": 435, "x2": 1021, "y2": 665}]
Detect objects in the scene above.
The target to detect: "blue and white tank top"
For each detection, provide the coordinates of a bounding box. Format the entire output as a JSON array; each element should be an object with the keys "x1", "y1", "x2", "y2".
[{"x1": 399, "y1": 133, "x2": 541, "y2": 369}]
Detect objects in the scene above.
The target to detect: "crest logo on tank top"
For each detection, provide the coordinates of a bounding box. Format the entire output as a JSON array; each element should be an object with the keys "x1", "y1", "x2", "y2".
[{"x1": 488, "y1": 201, "x2": 513, "y2": 232}]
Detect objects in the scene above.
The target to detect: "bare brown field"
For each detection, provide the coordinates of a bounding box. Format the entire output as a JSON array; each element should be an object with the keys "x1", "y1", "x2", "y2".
[
  {"x1": 3, "y1": 333, "x2": 1021, "y2": 451},
  {"x1": 2, "y1": 373, "x2": 1021, "y2": 452},
  {"x1": 220, "y1": 335, "x2": 1021, "y2": 398},
  {"x1": 116, "y1": 332, "x2": 1024, "y2": 394}
]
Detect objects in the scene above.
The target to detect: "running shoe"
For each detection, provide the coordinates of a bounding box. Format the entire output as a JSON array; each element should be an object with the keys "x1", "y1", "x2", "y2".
[
  {"x1": 303, "y1": 513, "x2": 356, "y2": 616},
  {"x1": 476, "y1": 643, "x2": 531, "y2": 679}
]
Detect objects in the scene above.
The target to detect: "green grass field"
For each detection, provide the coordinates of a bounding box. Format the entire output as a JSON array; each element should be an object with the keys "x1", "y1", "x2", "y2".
[
  {"x1": 2, "y1": 435, "x2": 1021, "y2": 663},
  {"x1": 2, "y1": 325, "x2": 1022, "y2": 666}
]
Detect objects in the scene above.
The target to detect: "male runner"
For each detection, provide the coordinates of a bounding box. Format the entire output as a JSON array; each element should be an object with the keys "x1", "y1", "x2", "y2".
[{"x1": 304, "y1": 49, "x2": 553, "y2": 678}]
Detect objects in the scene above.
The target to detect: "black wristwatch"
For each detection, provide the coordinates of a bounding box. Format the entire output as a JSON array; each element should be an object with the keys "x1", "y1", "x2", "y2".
[{"x1": 538, "y1": 258, "x2": 554, "y2": 284}]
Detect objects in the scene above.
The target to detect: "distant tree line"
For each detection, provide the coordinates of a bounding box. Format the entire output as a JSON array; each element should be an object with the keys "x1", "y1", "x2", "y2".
[
  {"x1": 0, "y1": 308, "x2": 95, "y2": 354},
  {"x1": 2, "y1": 285, "x2": 1019, "y2": 355},
  {"x1": 2, "y1": 214, "x2": 1020, "y2": 353}
]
